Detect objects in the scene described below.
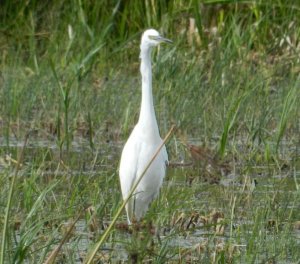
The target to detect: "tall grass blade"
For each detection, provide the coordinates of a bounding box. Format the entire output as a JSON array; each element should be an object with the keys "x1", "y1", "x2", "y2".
[
  {"x1": 77, "y1": 43, "x2": 105, "y2": 75},
  {"x1": 87, "y1": 112, "x2": 94, "y2": 150},
  {"x1": 83, "y1": 125, "x2": 176, "y2": 264},
  {"x1": 22, "y1": 182, "x2": 59, "y2": 228},
  {"x1": 49, "y1": 60, "x2": 65, "y2": 102},
  {"x1": 275, "y1": 81, "x2": 298, "y2": 152},
  {"x1": 50, "y1": 60, "x2": 74, "y2": 151},
  {"x1": 0, "y1": 132, "x2": 30, "y2": 264},
  {"x1": 192, "y1": 0, "x2": 207, "y2": 47},
  {"x1": 43, "y1": 208, "x2": 85, "y2": 264},
  {"x1": 219, "y1": 92, "x2": 247, "y2": 158},
  {"x1": 12, "y1": 181, "x2": 58, "y2": 263}
]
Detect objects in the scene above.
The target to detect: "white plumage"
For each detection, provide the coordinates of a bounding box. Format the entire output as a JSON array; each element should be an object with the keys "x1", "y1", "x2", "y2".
[{"x1": 119, "y1": 29, "x2": 171, "y2": 224}]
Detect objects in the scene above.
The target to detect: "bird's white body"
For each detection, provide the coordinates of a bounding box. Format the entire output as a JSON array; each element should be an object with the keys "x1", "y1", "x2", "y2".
[{"x1": 119, "y1": 29, "x2": 170, "y2": 224}]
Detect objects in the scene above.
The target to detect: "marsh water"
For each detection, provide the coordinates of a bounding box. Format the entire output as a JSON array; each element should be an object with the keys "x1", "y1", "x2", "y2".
[{"x1": 1, "y1": 135, "x2": 299, "y2": 263}]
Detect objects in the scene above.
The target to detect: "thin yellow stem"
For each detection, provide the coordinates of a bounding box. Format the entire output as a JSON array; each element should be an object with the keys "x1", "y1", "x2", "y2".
[{"x1": 84, "y1": 125, "x2": 175, "y2": 264}]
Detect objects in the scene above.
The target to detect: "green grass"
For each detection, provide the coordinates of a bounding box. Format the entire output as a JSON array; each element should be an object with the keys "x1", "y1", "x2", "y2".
[{"x1": 1, "y1": 0, "x2": 300, "y2": 263}]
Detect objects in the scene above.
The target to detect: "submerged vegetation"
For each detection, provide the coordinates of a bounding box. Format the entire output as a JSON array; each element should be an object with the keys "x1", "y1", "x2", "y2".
[{"x1": 0, "y1": 0, "x2": 299, "y2": 263}]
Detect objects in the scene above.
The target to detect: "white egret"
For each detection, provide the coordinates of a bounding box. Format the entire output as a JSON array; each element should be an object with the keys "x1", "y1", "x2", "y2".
[{"x1": 119, "y1": 29, "x2": 172, "y2": 224}]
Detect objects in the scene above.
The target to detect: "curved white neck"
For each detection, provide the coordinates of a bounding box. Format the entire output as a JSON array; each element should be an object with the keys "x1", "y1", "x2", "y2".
[{"x1": 138, "y1": 46, "x2": 159, "y2": 135}]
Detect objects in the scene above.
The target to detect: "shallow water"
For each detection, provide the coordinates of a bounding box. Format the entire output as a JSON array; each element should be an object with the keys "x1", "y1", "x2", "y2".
[{"x1": 2, "y1": 136, "x2": 299, "y2": 263}]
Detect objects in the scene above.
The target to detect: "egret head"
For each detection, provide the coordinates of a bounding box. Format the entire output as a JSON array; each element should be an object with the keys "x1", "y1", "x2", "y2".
[{"x1": 141, "y1": 29, "x2": 172, "y2": 49}]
